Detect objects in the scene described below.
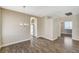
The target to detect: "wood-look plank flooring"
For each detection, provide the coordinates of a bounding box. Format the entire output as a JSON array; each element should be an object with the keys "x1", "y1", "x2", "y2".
[{"x1": 0, "y1": 36, "x2": 79, "y2": 53}]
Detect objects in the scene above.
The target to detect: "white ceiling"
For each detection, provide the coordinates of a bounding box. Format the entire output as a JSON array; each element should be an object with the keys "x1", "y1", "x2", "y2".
[{"x1": 2, "y1": 6, "x2": 79, "y2": 17}]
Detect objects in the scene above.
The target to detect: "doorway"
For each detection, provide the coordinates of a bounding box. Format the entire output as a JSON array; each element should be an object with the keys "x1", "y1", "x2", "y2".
[
  {"x1": 61, "y1": 21, "x2": 72, "y2": 37},
  {"x1": 30, "y1": 17, "x2": 37, "y2": 37},
  {"x1": 30, "y1": 17, "x2": 37, "y2": 46}
]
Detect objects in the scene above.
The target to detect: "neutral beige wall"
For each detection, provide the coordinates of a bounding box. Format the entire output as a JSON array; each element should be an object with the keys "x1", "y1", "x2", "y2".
[
  {"x1": 37, "y1": 17, "x2": 43, "y2": 37},
  {"x1": 37, "y1": 17, "x2": 46, "y2": 38},
  {"x1": 2, "y1": 9, "x2": 39, "y2": 46},
  {"x1": 61, "y1": 22, "x2": 64, "y2": 34},
  {"x1": 0, "y1": 8, "x2": 2, "y2": 46}
]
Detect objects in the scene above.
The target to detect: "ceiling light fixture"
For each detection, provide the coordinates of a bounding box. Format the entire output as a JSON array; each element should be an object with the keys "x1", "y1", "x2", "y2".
[{"x1": 65, "y1": 12, "x2": 72, "y2": 16}]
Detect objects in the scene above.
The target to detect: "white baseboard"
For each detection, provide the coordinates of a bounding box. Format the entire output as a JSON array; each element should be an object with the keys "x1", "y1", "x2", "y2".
[
  {"x1": 1, "y1": 37, "x2": 32, "y2": 47},
  {"x1": 72, "y1": 39, "x2": 79, "y2": 41},
  {"x1": 38, "y1": 36, "x2": 58, "y2": 41},
  {"x1": 0, "y1": 36, "x2": 59, "y2": 48},
  {"x1": 36, "y1": 36, "x2": 40, "y2": 38},
  {"x1": 72, "y1": 37, "x2": 79, "y2": 41}
]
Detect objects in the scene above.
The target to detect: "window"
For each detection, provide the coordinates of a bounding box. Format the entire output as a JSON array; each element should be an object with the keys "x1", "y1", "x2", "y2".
[{"x1": 64, "y1": 21, "x2": 72, "y2": 29}]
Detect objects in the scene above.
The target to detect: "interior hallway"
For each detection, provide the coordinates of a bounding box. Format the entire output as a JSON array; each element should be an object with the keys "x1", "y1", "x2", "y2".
[{"x1": 0, "y1": 36, "x2": 79, "y2": 53}]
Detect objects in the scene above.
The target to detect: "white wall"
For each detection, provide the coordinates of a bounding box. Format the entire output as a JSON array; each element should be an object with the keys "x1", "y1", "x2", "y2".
[
  {"x1": 37, "y1": 17, "x2": 53, "y2": 40},
  {"x1": 52, "y1": 18, "x2": 61, "y2": 39},
  {"x1": 43, "y1": 17, "x2": 53, "y2": 40},
  {"x1": 72, "y1": 15, "x2": 79, "y2": 41},
  {"x1": 2, "y1": 9, "x2": 39, "y2": 46},
  {"x1": 38, "y1": 16, "x2": 60, "y2": 41}
]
